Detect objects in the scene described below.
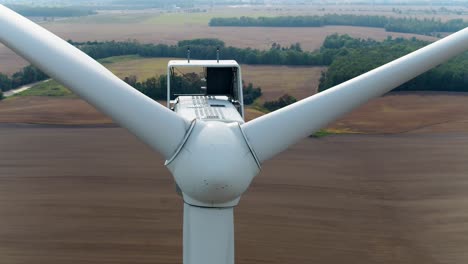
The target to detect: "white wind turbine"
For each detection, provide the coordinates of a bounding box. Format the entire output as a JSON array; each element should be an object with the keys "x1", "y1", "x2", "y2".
[{"x1": 1, "y1": 5, "x2": 468, "y2": 264}]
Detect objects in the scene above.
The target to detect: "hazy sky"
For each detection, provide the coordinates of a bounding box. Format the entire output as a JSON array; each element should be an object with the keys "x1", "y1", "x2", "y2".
[
  {"x1": 0, "y1": 0, "x2": 466, "y2": 5},
  {"x1": 0, "y1": 0, "x2": 460, "y2": 2}
]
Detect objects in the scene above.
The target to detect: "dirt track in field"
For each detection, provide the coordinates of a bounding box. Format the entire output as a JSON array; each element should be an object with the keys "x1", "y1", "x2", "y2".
[{"x1": 1, "y1": 124, "x2": 468, "y2": 264}]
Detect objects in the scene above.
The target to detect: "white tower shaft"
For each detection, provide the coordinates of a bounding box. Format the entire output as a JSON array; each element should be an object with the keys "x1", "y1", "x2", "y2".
[{"x1": 184, "y1": 204, "x2": 234, "y2": 264}]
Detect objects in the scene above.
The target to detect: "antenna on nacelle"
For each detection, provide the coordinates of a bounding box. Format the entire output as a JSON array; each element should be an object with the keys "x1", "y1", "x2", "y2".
[
  {"x1": 216, "y1": 46, "x2": 220, "y2": 63},
  {"x1": 187, "y1": 46, "x2": 190, "y2": 63}
]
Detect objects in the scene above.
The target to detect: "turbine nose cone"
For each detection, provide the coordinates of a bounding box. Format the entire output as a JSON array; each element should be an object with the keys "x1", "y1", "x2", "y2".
[{"x1": 166, "y1": 121, "x2": 260, "y2": 207}]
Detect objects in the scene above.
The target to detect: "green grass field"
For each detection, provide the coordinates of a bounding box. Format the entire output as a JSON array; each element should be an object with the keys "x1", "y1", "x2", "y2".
[
  {"x1": 310, "y1": 128, "x2": 359, "y2": 138},
  {"x1": 144, "y1": 10, "x2": 274, "y2": 25},
  {"x1": 145, "y1": 12, "x2": 215, "y2": 25},
  {"x1": 56, "y1": 8, "x2": 278, "y2": 25},
  {"x1": 59, "y1": 13, "x2": 155, "y2": 24},
  {"x1": 98, "y1": 55, "x2": 143, "y2": 64},
  {"x1": 100, "y1": 55, "x2": 174, "y2": 80},
  {"x1": 61, "y1": 11, "x2": 214, "y2": 25},
  {"x1": 16, "y1": 80, "x2": 74, "y2": 97}
]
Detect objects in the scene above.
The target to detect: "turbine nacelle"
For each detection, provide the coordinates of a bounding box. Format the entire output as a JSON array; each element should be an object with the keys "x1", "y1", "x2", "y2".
[{"x1": 166, "y1": 120, "x2": 260, "y2": 207}]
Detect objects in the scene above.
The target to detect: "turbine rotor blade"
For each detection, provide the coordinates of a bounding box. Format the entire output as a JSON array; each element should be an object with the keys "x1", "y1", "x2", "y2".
[
  {"x1": 0, "y1": 5, "x2": 189, "y2": 159},
  {"x1": 183, "y1": 203, "x2": 234, "y2": 264},
  {"x1": 242, "y1": 28, "x2": 468, "y2": 162}
]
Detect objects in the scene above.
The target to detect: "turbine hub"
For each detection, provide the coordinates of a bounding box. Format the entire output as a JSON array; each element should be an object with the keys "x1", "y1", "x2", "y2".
[{"x1": 165, "y1": 120, "x2": 260, "y2": 207}]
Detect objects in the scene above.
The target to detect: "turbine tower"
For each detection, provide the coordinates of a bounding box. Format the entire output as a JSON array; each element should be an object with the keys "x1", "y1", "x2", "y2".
[{"x1": 1, "y1": 5, "x2": 467, "y2": 264}]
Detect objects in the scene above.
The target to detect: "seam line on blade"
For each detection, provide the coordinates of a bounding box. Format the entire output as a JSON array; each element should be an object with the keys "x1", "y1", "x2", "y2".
[
  {"x1": 183, "y1": 202, "x2": 235, "y2": 209},
  {"x1": 165, "y1": 119, "x2": 197, "y2": 166},
  {"x1": 237, "y1": 122, "x2": 262, "y2": 169}
]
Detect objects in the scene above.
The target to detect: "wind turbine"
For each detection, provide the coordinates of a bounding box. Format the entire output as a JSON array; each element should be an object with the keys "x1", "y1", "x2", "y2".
[{"x1": 1, "y1": 5, "x2": 468, "y2": 264}]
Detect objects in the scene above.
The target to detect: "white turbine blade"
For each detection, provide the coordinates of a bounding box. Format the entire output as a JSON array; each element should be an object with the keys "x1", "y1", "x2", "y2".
[
  {"x1": 0, "y1": 5, "x2": 189, "y2": 159},
  {"x1": 183, "y1": 203, "x2": 234, "y2": 264},
  {"x1": 242, "y1": 28, "x2": 468, "y2": 162}
]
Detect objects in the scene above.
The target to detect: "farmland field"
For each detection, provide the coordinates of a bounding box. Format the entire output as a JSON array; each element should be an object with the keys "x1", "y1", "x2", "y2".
[{"x1": 0, "y1": 5, "x2": 445, "y2": 75}]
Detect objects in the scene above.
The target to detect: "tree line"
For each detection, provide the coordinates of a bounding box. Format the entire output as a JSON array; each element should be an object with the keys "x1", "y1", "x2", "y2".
[
  {"x1": 2, "y1": 36, "x2": 466, "y2": 101},
  {"x1": 263, "y1": 94, "x2": 297, "y2": 112},
  {"x1": 318, "y1": 34, "x2": 468, "y2": 92},
  {"x1": 6, "y1": 5, "x2": 97, "y2": 17},
  {"x1": 69, "y1": 37, "x2": 393, "y2": 67},
  {"x1": 123, "y1": 73, "x2": 206, "y2": 101},
  {"x1": 0, "y1": 65, "x2": 49, "y2": 96},
  {"x1": 70, "y1": 38, "x2": 330, "y2": 66},
  {"x1": 0, "y1": 36, "x2": 341, "y2": 101},
  {"x1": 209, "y1": 15, "x2": 468, "y2": 36},
  {"x1": 122, "y1": 73, "x2": 262, "y2": 104}
]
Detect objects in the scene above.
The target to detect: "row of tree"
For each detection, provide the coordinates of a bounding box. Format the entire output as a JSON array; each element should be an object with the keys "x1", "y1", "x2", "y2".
[
  {"x1": 263, "y1": 94, "x2": 297, "y2": 112},
  {"x1": 6, "y1": 5, "x2": 97, "y2": 17},
  {"x1": 0, "y1": 65, "x2": 49, "y2": 93},
  {"x1": 70, "y1": 38, "x2": 330, "y2": 66},
  {"x1": 209, "y1": 15, "x2": 468, "y2": 36},
  {"x1": 124, "y1": 73, "x2": 207, "y2": 101},
  {"x1": 73, "y1": 37, "x2": 421, "y2": 68},
  {"x1": 122, "y1": 73, "x2": 263, "y2": 104},
  {"x1": 2, "y1": 36, "x2": 466, "y2": 101},
  {"x1": 243, "y1": 82, "x2": 262, "y2": 105},
  {"x1": 0, "y1": 36, "x2": 390, "y2": 93},
  {"x1": 319, "y1": 35, "x2": 468, "y2": 92}
]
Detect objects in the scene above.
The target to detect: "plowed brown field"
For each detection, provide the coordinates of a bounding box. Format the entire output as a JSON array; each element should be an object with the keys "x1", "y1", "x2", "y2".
[
  {"x1": 2, "y1": 92, "x2": 468, "y2": 133},
  {"x1": 1, "y1": 124, "x2": 468, "y2": 264}
]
